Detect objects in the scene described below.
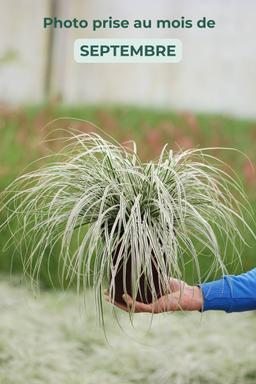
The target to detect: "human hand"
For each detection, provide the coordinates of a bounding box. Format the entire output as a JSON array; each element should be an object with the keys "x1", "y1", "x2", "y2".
[{"x1": 104, "y1": 279, "x2": 203, "y2": 313}]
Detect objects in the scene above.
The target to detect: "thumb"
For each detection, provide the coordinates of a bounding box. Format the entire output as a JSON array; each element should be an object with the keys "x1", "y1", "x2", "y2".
[{"x1": 169, "y1": 278, "x2": 181, "y2": 292}]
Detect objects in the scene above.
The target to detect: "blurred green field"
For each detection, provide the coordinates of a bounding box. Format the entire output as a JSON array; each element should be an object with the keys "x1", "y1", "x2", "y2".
[
  {"x1": 0, "y1": 276, "x2": 255, "y2": 384},
  {"x1": 0, "y1": 104, "x2": 256, "y2": 287}
]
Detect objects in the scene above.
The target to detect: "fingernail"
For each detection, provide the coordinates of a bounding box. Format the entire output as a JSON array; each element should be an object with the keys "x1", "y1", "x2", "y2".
[
  {"x1": 123, "y1": 294, "x2": 132, "y2": 305},
  {"x1": 122, "y1": 294, "x2": 128, "y2": 302}
]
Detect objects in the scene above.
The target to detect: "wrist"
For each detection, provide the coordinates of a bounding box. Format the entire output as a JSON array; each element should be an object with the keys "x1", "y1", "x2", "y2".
[{"x1": 191, "y1": 286, "x2": 204, "y2": 311}]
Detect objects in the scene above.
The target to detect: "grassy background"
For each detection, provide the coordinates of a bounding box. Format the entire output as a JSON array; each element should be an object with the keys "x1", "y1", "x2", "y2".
[
  {"x1": 0, "y1": 104, "x2": 256, "y2": 287},
  {"x1": 0, "y1": 276, "x2": 255, "y2": 384}
]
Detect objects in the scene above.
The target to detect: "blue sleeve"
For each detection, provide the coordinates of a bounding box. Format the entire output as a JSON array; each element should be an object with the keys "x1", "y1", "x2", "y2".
[{"x1": 199, "y1": 268, "x2": 256, "y2": 312}]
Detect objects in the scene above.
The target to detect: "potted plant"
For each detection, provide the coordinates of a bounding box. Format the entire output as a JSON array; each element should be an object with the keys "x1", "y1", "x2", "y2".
[{"x1": 1, "y1": 132, "x2": 253, "y2": 319}]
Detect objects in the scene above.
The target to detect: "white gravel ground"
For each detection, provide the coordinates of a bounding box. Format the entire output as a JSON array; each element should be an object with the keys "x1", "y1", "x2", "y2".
[{"x1": 0, "y1": 277, "x2": 256, "y2": 384}]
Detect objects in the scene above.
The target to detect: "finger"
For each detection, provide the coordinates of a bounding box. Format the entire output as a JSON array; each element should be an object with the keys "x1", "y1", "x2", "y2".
[
  {"x1": 122, "y1": 294, "x2": 154, "y2": 313},
  {"x1": 105, "y1": 292, "x2": 154, "y2": 313},
  {"x1": 163, "y1": 292, "x2": 182, "y2": 311},
  {"x1": 148, "y1": 293, "x2": 181, "y2": 313},
  {"x1": 122, "y1": 293, "x2": 133, "y2": 306},
  {"x1": 104, "y1": 294, "x2": 130, "y2": 312},
  {"x1": 112, "y1": 301, "x2": 130, "y2": 312}
]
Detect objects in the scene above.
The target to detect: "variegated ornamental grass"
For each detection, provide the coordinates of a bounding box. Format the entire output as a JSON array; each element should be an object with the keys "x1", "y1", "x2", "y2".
[{"x1": 1, "y1": 131, "x2": 254, "y2": 323}]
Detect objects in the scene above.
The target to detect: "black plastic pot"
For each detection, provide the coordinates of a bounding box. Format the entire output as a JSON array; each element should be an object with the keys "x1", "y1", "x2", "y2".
[{"x1": 110, "y1": 245, "x2": 166, "y2": 304}]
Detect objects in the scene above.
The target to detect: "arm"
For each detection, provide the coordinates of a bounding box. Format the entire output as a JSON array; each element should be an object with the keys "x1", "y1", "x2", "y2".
[
  {"x1": 200, "y1": 268, "x2": 256, "y2": 312},
  {"x1": 104, "y1": 279, "x2": 203, "y2": 313},
  {"x1": 105, "y1": 269, "x2": 256, "y2": 313}
]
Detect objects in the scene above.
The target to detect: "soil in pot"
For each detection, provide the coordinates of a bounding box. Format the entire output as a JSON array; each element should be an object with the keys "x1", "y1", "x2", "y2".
[{"x1": 110, "y1": 245, "x2": 167, "y2": 305}]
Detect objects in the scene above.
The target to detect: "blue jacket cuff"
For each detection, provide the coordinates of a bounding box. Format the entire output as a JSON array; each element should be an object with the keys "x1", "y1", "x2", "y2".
[
  {"x1": 199, "y1": 276, "x2": 233, "y2": 312},
  {"x1": 198, "y1": 269, "x2": 256, "y2": 313}
]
